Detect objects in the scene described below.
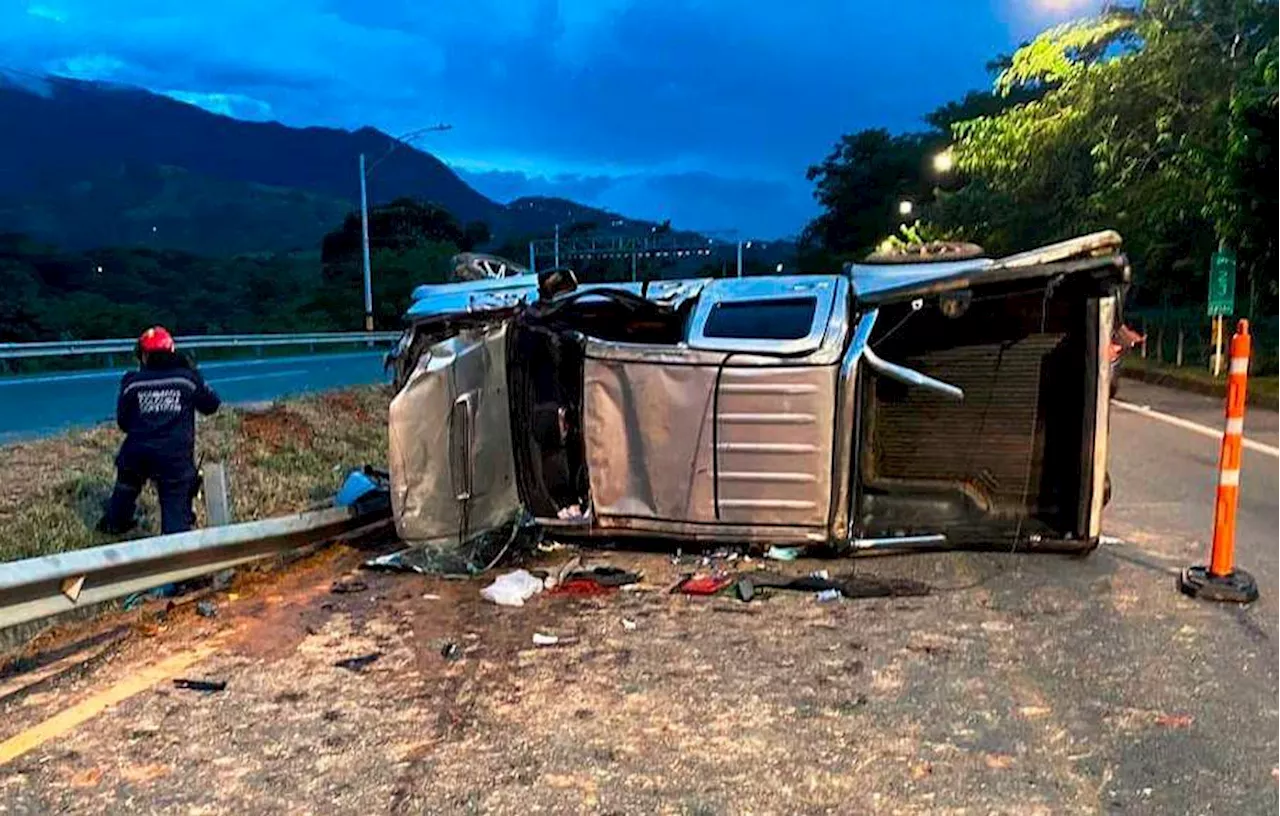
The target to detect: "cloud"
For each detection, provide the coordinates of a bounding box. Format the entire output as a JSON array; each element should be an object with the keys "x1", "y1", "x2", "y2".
[
  {"x1": 0, "y1": 0, "x2": 1060, "y2": 235},
  {"x1": 161, "y1": 90, "x2": 274, "y2": 121}
]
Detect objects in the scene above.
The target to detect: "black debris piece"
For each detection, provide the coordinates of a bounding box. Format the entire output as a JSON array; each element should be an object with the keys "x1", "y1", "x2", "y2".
[
  {"x1": 565, "y1": 566, "x2": 642, "y2": 587},
  {"x1": 334, "y1": 653, "x2": 382, "y2": 672},
  {"x1": 196, "y1": 600, "x2": 217, "y2": 618},
  {"x1": 734, "y1": 572, "x2": 930, "y2": 601},
  {"x1": 441, "y1": 642, "x2": 463, "y2": 662},
  {"x1": 173, "y1": 678, "x2": 227, "y2": 692}
]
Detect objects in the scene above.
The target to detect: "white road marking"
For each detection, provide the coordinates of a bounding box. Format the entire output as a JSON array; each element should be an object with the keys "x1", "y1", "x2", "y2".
[
  {"x1": 207, "y1": 370, "x2": 307, "y2": 385},
  {"x1": 1113, "y1": 399, "x2": 1280, "y2": 459}
]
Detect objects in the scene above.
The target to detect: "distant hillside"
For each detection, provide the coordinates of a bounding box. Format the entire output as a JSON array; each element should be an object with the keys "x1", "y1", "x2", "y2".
[
  {"x1": 0, "y1": 162, "x2": 354, "y2": 256},
  {"x1": 0, "y1": 72, "x2": 505, "y2": 253},
  {"x1": 0, "y1": 71, "x2": 756, "y2": 258},
  {"x1": 507, "y1": 196, "x2": 707, "y2": 242}
]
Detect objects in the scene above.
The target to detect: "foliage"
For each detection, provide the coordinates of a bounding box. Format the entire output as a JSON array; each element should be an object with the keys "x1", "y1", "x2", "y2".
[
  {"x1": 802, "y1": 130, "x2": 947, "y2": 259},
  {"x1": 0, "y1": 233, "x2": 328, "y2": 345},
  {"x1": 805, "y1": 0, "x2": 1277, "y2": 315},
  {"x1": 312, "y1": 198, "x2": 478, "y2": 329}
]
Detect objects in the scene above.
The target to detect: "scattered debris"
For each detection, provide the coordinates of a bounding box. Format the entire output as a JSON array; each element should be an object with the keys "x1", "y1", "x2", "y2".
[
  {"x1": 334, "y1": 653, "x2": 382, "y2": 672},
  {"x1": 1155, "y1": 713, "x2": 1194, "y2": 728},
  {"x1": 172, "y1": 678, "x2": 226, "y2": 693},
  {"x1": 480, "y1": 569, "x2": 544, "y2": 607},
  {"x1": 211, "y1": 569, "x2": 236, "y2": 591},
  {"x1": 735, "y1": 572, "x2": 930, "y2": 601},
  {"x1": 548, "y1": 578, "x2": 617, "y2": 597},
  {"x1": 810, "y1": 569, "x2": 830, "y2": 580},
  {"x1": 556, "y1": 504, "x2": 586, "y2": 521},
  {"x1": 330, "y1": 579, "x2": 369, "y2": 595},
  {"x1": 1018, "y1": 706, "x2": 1052, "y2": 719},
  {"x1": 816, "y1": 589, "x2": 842, "y2": 603},
  {"x1": 532, "y1": 632, "x2": 578, "y2": 647},
  {"x1": 422, "y1": 593, "x2": 441, "y2": 601},
  {"x1": 766, "y1": 546, "x2": 800, "y2": 561},
  {"x1": 622, "y1": 618, "x2": 638, "y2": 631},
  {"x1": 441, "y1": 642, "x2": 463, "y2": 662},
  {"x1": 566, "y1": 566, "x2": 642, "y2": 587},
  {"x1": 195, "y1": 600, "x2": 217, "y2": 618},
  {"x1": 675, "y1": 574, "x2": 734, "y2": 596},
  {"x1": 910, "y1": 761, "x2": 933, "y2": 780},
  {"x1": 985, "y1": 754, "x2": 1015, "y2": 770}
]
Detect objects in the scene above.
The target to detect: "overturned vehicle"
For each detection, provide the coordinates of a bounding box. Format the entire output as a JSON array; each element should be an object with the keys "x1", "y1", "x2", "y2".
[{"x1": 384, "y1": 234, "x2": 1130, "y2": 562}]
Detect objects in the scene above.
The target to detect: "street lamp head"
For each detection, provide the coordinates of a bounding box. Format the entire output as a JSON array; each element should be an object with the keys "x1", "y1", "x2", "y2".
[
  {"x1": 898, "y1": 200, "x2": 914, "y2": 216},
  {"x1": 932, "y1": 149, "x2": 954, "y2": 174}
]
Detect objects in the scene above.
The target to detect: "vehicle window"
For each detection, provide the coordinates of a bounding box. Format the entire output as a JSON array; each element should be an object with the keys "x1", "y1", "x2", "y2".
[{"x1": 702, "y1": 297, "x2": 817, "y2": 341}]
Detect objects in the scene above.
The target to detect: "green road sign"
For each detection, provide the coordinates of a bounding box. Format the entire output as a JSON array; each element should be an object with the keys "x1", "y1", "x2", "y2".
[{"x1": 1208, "y1": 249, "x2": 1236, "y2": 317}]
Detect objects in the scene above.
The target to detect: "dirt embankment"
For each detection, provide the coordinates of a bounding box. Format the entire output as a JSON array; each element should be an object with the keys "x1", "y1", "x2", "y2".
[{"x1": 0, "y1": 386, "x2": 390, "y2": 563}]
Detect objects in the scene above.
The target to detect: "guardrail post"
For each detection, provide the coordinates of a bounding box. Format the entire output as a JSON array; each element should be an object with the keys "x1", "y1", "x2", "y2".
[
  {"x1": 1178, "y1": 319, "x2": 1258, "y2": 603},
  {"x1": 202, "y1": 463, "x2": 233, "y2": 527}
]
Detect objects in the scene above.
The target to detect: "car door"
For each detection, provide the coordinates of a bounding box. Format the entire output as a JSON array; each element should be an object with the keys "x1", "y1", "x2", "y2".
[{"x1": 388, "y1": 320, "x2": 521, "y2": 547}]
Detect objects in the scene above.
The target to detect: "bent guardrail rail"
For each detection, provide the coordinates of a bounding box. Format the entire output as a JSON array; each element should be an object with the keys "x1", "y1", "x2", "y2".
[
  {"x1": 0, "y1": 503, "x2": 392, "y2": 632},
  {"x1": 0, "y1": 332, "x2": 401, "y2": 361}
]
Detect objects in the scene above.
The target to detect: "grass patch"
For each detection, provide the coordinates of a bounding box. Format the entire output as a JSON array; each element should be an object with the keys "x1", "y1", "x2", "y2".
[
  {"x1": 0, "y1": 385, "x2": 390, "y2": 563},
  {"x1": 1123, "y1": 357, "x2": 1278, "y2": 408}
]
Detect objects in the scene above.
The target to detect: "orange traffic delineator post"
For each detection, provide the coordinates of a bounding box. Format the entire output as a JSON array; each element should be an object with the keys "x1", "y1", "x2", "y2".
[{"x1": 1179, "y1": 319, "x2": 1260, "y2": 603}]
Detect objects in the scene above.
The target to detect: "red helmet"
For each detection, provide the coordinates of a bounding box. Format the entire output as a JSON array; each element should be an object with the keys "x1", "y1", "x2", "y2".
[{"x1": 138, "y1": 326, "x2": 175, "y2": 353}]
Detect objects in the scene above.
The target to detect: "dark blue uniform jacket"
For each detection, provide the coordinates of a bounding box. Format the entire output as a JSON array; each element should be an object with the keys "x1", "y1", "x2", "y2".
[{"x1": 116, "y1": 362, "x2": 221, "y2": 476}]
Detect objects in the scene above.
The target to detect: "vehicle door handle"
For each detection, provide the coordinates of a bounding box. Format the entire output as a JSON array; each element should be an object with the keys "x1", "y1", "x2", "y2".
[{"x1": 863, "y1": 346, "x2": 964, "y2": 401}]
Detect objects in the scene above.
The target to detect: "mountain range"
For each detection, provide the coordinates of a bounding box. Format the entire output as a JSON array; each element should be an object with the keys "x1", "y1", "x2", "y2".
[{"x1": 0, "y1": 71, "x2": 706, "y2": 257}]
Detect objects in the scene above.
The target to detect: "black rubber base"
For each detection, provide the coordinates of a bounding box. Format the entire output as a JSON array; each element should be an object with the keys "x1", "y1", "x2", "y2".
[{"x1": 1178, "y1": 565, "x2": 1259, "y2": 604}]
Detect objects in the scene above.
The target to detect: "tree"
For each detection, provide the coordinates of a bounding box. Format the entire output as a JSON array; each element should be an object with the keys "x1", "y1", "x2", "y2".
[
  {"x1": 802, "y1": 129, "x2": 945, "y2": 259},
  {"x1": 460, "y1": 221, "x2": 492, "y2": 252},
  {"x1": 942, "y1": 0, "x2": 1278, "y2": 307}
]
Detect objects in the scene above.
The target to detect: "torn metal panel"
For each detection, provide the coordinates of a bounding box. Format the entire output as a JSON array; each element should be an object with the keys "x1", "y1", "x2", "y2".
[
  {"x1": 388, "y1": 323, "x2": 520, "y2": 546},
  {"x1": 582, "y1": 344, "x2": 723, "y2": 524}
]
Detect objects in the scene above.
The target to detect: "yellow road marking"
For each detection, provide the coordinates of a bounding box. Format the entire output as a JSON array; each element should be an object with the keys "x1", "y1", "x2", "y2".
[{"x1": 0, "y1": 644, "x2": 219, "y2": 766}]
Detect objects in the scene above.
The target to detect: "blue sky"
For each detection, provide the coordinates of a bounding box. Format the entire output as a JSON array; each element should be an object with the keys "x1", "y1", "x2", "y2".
[{"x1": 4, "y1": 0, "x2": 1098, "y2": 238}]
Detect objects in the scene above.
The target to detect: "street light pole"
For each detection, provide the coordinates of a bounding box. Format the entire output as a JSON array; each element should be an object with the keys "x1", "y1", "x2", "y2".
[
  {"x1": 736, "y1": 240, "x2": 743, "y2": 278},
  {"x1": 358, "y1": 123, "x2": 451, "y2": 330},
  {"x1": 359, "y1": 152, "x2": 374, "y2": 332}
]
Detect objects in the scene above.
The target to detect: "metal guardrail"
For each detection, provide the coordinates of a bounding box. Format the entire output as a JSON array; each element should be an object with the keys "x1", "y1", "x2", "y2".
[
  {"x1": 0, "y1": 332, "x2": 402, "y2": 361},
  {"x1": 0, "y1": 503, "x2": 392, "y2": 632}
]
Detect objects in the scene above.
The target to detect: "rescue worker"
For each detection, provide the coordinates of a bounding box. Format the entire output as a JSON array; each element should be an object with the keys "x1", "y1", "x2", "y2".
[{"x1": 98, "y1": 327, "x2": 221, "y2": 536}]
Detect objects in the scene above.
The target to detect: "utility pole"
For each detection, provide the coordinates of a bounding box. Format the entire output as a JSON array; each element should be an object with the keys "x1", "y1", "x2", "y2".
[
  {"x1": 528, "y1": 241, "x2": 537, "y2": 276},
  {"x1": 736, "y1": 240, "x2": 743, "y2": 278},
  {"x1": 358, "y1": 123, "x2": 451, "y2": 331},
  {"x1": 359, "y1": 153, "x2": 374, "y2": 331},
  {"x1": 554, "y1": 224, "x2": 561, "y2": 268}
]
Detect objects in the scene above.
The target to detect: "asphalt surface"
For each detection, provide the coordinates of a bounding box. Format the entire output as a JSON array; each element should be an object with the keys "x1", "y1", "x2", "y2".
[
  {"x1": 0, "y1": 351, "x2": 391, "y2": 443},
  {"x1": 0, "y1": 380, "x2": 1275, "y2": 813}
]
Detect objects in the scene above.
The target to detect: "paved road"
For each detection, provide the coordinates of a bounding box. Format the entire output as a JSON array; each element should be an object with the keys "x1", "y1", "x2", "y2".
[
  {"x1": 0, "y1": 351, "x2": 391, "y2": 443},
  {"x1": 0, "y1": 381, "x2": 1275, "y2": 813}
]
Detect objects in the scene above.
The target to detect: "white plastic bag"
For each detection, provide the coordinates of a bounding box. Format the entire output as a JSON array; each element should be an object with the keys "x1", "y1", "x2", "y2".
[{"x1": 480, "y1": 569, "x2": 544, "y2": 607}]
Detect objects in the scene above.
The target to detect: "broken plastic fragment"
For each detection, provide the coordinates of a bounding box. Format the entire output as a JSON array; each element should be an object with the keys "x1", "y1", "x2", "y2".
[
  {"x1": 766, "y1": 546, "x2": 800, "y2": 561},
  {"x1": 532, "y1": 633, "x2": 560, "y2": 646},
  {"x1": 480, "y1": 569, "x2": 545, "y2": 607}
]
